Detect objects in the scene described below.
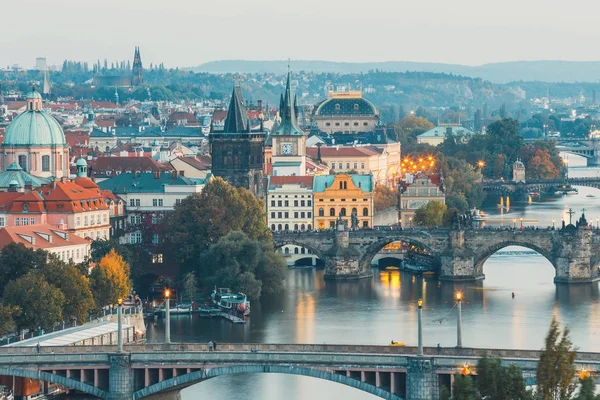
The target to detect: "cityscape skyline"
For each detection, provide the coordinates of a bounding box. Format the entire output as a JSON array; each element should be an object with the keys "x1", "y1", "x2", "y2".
[{"x1": 3, "y1": 0, "x2": 600, "y2": 68}]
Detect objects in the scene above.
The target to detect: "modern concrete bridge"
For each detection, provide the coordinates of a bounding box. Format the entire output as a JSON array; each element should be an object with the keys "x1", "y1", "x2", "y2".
[
  {"x1": 1, "y1": 343, "x2": 600, "y2": 400},
  {"x1": 274, "y1": 220, "x2": 600, "y2": 282}
]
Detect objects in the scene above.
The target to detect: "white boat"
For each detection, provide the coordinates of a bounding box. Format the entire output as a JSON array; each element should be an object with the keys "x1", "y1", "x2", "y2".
[
  {"x1": 211, "y1": 288, "x2": 250, "y2": 316},
  {"x1": 471, "y1": 208, "x2": 490, "y2": 221}
]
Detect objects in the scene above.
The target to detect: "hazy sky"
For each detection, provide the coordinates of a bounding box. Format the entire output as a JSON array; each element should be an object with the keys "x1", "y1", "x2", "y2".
[{"x1": 2, "y1": 0, "x2": 599, "y2": 68}]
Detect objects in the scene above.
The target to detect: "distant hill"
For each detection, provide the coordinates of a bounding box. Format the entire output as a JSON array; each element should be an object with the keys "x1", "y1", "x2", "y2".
[{"x1": 191, "y1": 60, "x2": 600, "y2": 84}]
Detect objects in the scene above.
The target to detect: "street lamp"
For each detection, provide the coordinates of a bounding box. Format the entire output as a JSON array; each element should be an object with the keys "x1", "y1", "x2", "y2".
[
  {"x1": 117, "y1": 298, "x2": 123, "y2": 353},
  {"x1": 512, "y1": 219, "x2": 516, "y2": 229},
  {"x1": 552, "y1": 218, "x2": 555, "y2": 230},
  {"x1": 596, "y1": 218, "x2": 599, "y2": 230},
  {"x1": 456, "y1": 292, "x2": 463, "y2": 348},
  {"x1": 520, "y1": 217, "x2": 523, "y2": 228},
  {"x1": 409, "y1": 217, "x2": 413, "y2": 229},
  {"x1": 417, "y1": 299, "x2": 423, "y2": 357},
  {"x1": 164, "y1": 288, "x2": 171, "y2": 344}
]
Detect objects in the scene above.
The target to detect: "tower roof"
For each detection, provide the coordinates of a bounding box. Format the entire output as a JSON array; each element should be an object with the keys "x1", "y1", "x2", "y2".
[
  {"x1": 272, "y1": 72, "x2": 304, "y2": 136},
  {"x1": 223, "y1": 86, "x2": 249, "y2": 133}
]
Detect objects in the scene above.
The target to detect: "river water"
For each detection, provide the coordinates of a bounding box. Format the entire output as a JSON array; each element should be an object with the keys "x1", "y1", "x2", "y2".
[{"x1": 144, "y1": 154, "x2": 600, "y2": 400}]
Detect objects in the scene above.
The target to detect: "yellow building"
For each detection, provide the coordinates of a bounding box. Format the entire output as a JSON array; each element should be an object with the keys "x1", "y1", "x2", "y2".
[
  {"x1": 399, "y1": 172, "x2": 445, "y2": 227},
  {"x1": 313, "y1": 174, "x2": 373, "y2": 230}
]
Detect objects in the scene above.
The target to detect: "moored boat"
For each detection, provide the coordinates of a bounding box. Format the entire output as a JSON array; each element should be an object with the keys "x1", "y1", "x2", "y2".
[{"x1": 211, "y1": 288, "x2": 250, "y2": 316}]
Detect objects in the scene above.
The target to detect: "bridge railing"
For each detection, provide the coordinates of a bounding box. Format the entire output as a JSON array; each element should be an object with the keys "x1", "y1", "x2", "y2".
[{"x1": 2, "y1": 343, "x2": 600, "y2": 363}]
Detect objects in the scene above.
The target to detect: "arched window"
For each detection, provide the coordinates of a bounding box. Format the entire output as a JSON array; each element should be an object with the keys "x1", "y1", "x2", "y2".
[
  {"x1": 284, "y1": 247, "x2": 289, "y2": 254},
  {"x1": 18, "y1": 155, "x2": 27, "y2": 171},
  {"x1": 294, "y1": 247, "x2": 299, "y2": 254},
  {"x1": 340, "y1": 208, "x2": 347, "y2": 217},
  {"x1": 329, "y1": 208, "x2": 335, "y2": 216},
  {"x1": 301, "y1": 224, "x2": 305, "y2": 231},
  {"x1": 284, "y1": 224, "x2": 289, "y2": 231},
  {"x1": 301, "y1": 248, "x2": 306, "y2": 254},
  {"x1": 363, "y1": 208, "x2": 369, "y2": 216},
  {"x1": 343, "y1": 181, "x2": 347, "y2": 189},
  {"x1": 278, "y1": 224, "x2": 282, "y2": 231},
  {"x1": 319, "y1": 208, "x2": 324, "y2": 217},
  {"x1": 339, "y1": 181, "x2": 343, "y2": 190},
  {"x1": 271, "y1": 224, "x2": 276, "y2": 231},
  {"x1": 308, "y1": 224, "x2": 312, "y2": 230},
  {"x1": 352, "y1": 208, "x2": 358, "y2": 216},
  {"x1": 335, "y1": 103, "x2": 340, "y2": 110},
  {"x1": 294, "y1": 224, "x2": 299, "y2": 231}
]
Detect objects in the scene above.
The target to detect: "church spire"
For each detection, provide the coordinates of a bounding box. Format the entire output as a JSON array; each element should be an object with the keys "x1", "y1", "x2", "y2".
[
  {"x1": 223, "y1": 85, "x2": 249, "y2": 133},
  {"x1": 272, "y1": 71, "x2": 303, "y2": 136}
]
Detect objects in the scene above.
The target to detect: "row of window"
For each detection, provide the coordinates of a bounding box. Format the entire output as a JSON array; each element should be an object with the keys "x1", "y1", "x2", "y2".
[
  {"x1": 129, "y1": 215, "x2": 163, "y2": 225},
  {"x1": 332, "y1": 162, "x2": 365, "y2": 171},
  {"x1": 270, "y1": 195, "x2": 311, "y2": 198},
  {"x1": 318, "y1": 207, "x2": 369, "y2": 217},
  {"x1": 55, "y1": 247, "x2": 87, "y2": 262},
  {"x1": 325, "y1": 122, "x2": 369, "y2": 127},
  {"x1": 282, "y1": 247, "x2": 313, "y2": 255},
  {"x1": 270, "y1": 200, "x2": 312, "y2": 207},
  {"x1": 152, "y1": 254, "x2": 163, "y2": 263},
  {"x1": 129, "y1": 199, "x2": 165, "y2": 207},
  {"x1": 270, "y1": 211, "x2": 312, "y2": 219},
  {"x1": 78, "y1": 230, "x2": 109, "y2": 240},
  {"x1": 271, "y1": 223, "x2": 312, "y2": 231},
  {"x1": 17, "y1": 155, "x2": 52, "y2": 172},
  {"x1": 76, "y1": 214, "x2": 108, "y2": 227},
  {"x1": 318, "y1": 198, "x2": 368, "y2": 202},
  {"x1": 15, "y1": 217, "x2": 35, "y2": 226},
  {"x1": 129, "y1": 232, "x2": 160, "y2": 244}
]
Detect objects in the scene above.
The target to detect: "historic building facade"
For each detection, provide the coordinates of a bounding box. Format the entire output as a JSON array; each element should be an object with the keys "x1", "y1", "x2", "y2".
[
  {"x1": 399, "y1": 172, "x2": 445, "y2": 227},
  {"x1": 266, "y1": 176, "x2": 314, "y2": 232},
  {"x1": 0, "y1": 90, "x2": 69, "y2": 178},
  {"x1": 312, "y1": 91, "x2": 380, "y2": 134},
  {"x1": 210, "y1": 86, "x2": 265, "y2": 197},
  {"x1": 313, "y1": 174, "x2": 374, "y2": 230}
]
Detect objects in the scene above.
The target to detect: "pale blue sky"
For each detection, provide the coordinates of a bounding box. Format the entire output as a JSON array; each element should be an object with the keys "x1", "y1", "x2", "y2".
[{"x1": 1, "y1": 0, "x2": 597, "y2": 68}]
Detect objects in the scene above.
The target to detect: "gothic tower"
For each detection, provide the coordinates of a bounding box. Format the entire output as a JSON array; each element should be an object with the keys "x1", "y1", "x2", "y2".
[
  {"x1": 210, "y1": 85, "x2": 265, "y2": 197},
  {"x1": 131, "y1": 47, "x2": 143, "y2": 86},
  {"x1": 270, "y1": 71, "x2": 306, "y2": 176}
]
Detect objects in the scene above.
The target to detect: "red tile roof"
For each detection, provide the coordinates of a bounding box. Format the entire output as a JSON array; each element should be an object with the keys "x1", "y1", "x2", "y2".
[
  {"x1": 269, "y1": 176, "x2": 314, "y2": 189},
  {"x1": 89, "y1": 157, "x2": 171, "y2": 176},
  {"x1": 0, "y1": 224, "x2": 90, "y2": 251},
  {"x1": 306, "y1": 146, "x2": 383, "y2": 158}
]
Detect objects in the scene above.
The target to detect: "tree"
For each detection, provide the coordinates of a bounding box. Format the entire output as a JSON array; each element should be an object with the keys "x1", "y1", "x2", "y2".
[
  {"x1": 199, "y1": 231, "x2": 286, "y2": 299},
  {"x1": 476, "y1": 355, "x2": 533, "y2": 400},
  {"x1": 41, "y1": 258, "x2": 94, "y2": 323},
  {"x1": 181, "y1": 272, "x2": 198, "y2": 302},
  {"x1": 452, "y1": 373, "x2": 478, "y2": 400},
  {"x1": 413, "y1": 201, "x2": 447, "y2": 227},
  {"x1": 535, "y1": 317, "x2": 577, "y2": 400},
  {"x1": 575, "y1": 376, "x2": 600, "y2": 400},
  {"x1": 0, "y1": 305, "x2": 17, "y2": 336},
  {"x1": 393, "y1": 115, "x2": 434, "y2": 146},
  {"x1": 4, "y1": 273, "x2": 65, "y2": 331},
  {"x1": 162, "y1": 177, "x2": 271, "y2": 272},
  {"x1": 91, "y1": 239, "x2": 134, "y2": 266},
  {"x1": 90, "y1": 266, "x2": 114, "y2": 310},
  {"x1": 442, "y1": 157, "x2": 485, "y2": 209},
  {"x1": 445, "y1": 195, "x2": 469, "y2": 214},
  {"x1": 527, "y1": 149, "x2": 560, "y2": 179},
  {"x1": 0, "y1": 243, "x2": 47, "y2": 293},
  {"x1": 96, "y1": 249, "x2": 132, "y2": 304},
  {"x1": 374, "y1": 184, "x2": 398, "y2": 211}
]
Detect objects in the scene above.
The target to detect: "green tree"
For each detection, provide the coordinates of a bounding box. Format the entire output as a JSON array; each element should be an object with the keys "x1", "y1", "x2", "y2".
[
  {"x1": 89, "y1": 266, "x2": 114, "y2": 310},
  {"x1": 4, "y1": 273, "x2": 65, "y2": 331},
  {"x1": 413, "y1": 200, "x2": 447, "y2": 227},
  {"x1": 0, "y1": 305, "x2": 17, "y2": 336},
  {"x1": 181, "y1": 272, "x2": 198, "y2": 302},
  {"x1": 535, "y1": 317, "x2": 577, "y2": 400},
  {"x1": 0, "y1": 243, "x2": 47, "y2": 293},
  {"x1": 445, "y1": 194, "x2": 469, "y2": 214},
  {"x1": 90, "y1": 239, "x2": 134, "y2": 266},
  {"x1": 575, "y1": 376, "x2": 600, "y2": 400},
  {"x1": 374, "y1": 184, "x2": 398, "y2": 211},
  {"x1": 199, "y1": 231, "x2": 287, "y2": 299},
  {"x1": 162, "y1": 177, "x2": 271, "y2": 271},
  {"x1": 452, "y1": 373, "x2": 478, "y2": 400},
  {"x1": 393, "y1": 115, "x2": 434, "y2": 146},
  {"x1": 442, "y1": 157, "x2": 485, "y2": 209},
  {"x1": 41, "y1": 258, "x2": 94, "y2": 323},
  {"x1": 476, "y1": 355, "x2": 533, "y2": 400}
]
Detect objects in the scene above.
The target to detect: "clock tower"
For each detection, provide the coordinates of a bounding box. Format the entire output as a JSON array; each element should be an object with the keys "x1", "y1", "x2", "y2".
[{"x1": 271, "y1": 72, "x2": 306, "y2": 176}]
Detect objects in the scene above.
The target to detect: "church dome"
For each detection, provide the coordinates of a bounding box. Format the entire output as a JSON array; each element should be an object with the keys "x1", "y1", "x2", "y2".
[
  {"x1": 3, "y1": 91, "x2": 66, "y2": 147},
  {"x1": 314, "y1": 92, "x2": 378, "y2": 117},
  {"x1": 76, "y1": 157, "x2": 88, "y2": 167}
]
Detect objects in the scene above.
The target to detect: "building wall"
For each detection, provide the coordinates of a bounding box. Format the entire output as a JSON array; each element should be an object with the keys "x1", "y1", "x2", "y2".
[
  {"x1": 313, "y1": 175, "x2": 373, "y2": 230},
  {"x1": 169, "y1": 158, "x2": 210, "y2": 179},
  {"x1": 267, "y1": 185, "x2": 314, "y2": 231},
  {"x1": 399, "y1": 177, "x2": 445, "y2": 227},
  {"x1": 314, "y1": 116, "x2": 378, "y2": 134},
  {"x1": 0, "y1": 146, "x2": 70, "y2": 178}
]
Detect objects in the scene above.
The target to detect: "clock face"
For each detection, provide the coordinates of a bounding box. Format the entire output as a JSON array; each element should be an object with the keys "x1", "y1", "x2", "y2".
[{"x1": 281, "y1": 143, "x2": 293, "y2": 155}]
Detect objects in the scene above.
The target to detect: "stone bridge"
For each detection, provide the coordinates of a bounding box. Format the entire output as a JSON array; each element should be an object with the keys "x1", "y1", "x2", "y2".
[
  {"x1": 2, "y1": 344, "x2": 600, "y2": 400},
  {"x1": 481, "y1": 177, "x2": 600, "y2": 195},
  {"x1": 273, "y1": 225, "x2": 600, "y2": 283}
]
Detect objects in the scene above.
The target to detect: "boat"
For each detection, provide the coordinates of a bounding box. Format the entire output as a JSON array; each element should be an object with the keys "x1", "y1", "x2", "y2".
[
  {"x1": 171, "y1": 302, "x2": 192, "y2": 314},
  {"x1": 470, "y1": 208, "x2": 490, "y2": 221},
  {"x1": 587, "y1": 194, "x2": 595, "y2": 198},
  {"x1": 389, "y1": 341, "x2": 406, "y2": 347},
  {"x1": 211, "y1": 288, "x2": 251, "y2": 317}
]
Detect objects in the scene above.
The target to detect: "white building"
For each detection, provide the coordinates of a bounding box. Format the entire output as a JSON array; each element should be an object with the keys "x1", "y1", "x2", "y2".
[{"x1": 266, "y1": 176, "x2": 314, "y2": 231}]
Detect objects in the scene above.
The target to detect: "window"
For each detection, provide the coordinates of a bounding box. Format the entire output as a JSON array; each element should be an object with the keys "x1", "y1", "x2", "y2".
[
  {"x1": 300, "y1": 200, "x2": 305, "y2": 207},
  {"x1": 319, "y1": 208, "x2": 324, "y2": 217},
  {"x1": 335, "y1": 103, "x2": 340, "y2": 110},
  {"x1": 338, "y1": 163, "x2": 342, "y2": 170},
  {"x1": 294, "y1": 224, "x2": 299, "y2": 231},
  {"x1": 352, "y1": 208, "x2": 357, "y2": 216},
  {"x1": 308, "y1": 200, "x2": 312, "y2": 207},
  {"x1": 30, "y1": 217, "x2": 35, "y2": 225},
  {"x1": 301, "y1": 212, "x2": 305, "y2": 218},
  {"x1": 271, "y1": 212, "x2": 275, "y2": 218},
  {"x1": 344, "y1": 122, "x2": 349, "y2": 126},
  {"x1": 135, "y1": 199, "x2": 140, "y2": 207},
  {"x1": 130, "y1": 232, "x2": 142, "y2": 244},
  {"x1": 284, "y1": 212, "x2": 289, "y2": 218},
  {"x1": 354, "y1": 163, "x2": 358, "y2": 169},
  {"x1": 153, "y1": 199, "x2": 158, "y2": 207},
  {"x1": 294, "y1": 200, "x2": 298, "y2": 207},
  {"x1": 0, "y1": 217, "x2": 4, "y2": 227},
  {"x1": 361, "y1": 163, "x2": 365, "y2": 169},
  {"x1": 153, "y1": 233, "x2": 159, "y2": 244},
  {"x1": 354, "y1": 122, "x2": 359, "y2": 126},
  {"x1": 97, "y1": 215, "x2": 101, "y2": 224},
  {"x1": 129, "y1": 199, "x2": 135, "y2": 207},
  {"x1": 278, "y1": 212, "x2": 282, "y2": 218},
  {"x1": 158, "y1": 199, "x2": 163, "y2": 207},
  {"x1": 271, "y1": 224, "x2": 276, "y2": 231},
  {"x1": 15, "y1": 218, "x2": 19, "y2": 226},
  {"x1": 329, "y1": 208, "x2": 335, "y2": 216},
  {"x1": 175, "y1": 199, "x2": 181, "y2": 206},
  {"x1": 300, "y1": 247, "x2": 305, "y2": 254},
  {"x1": 84, "y1": 216, "x2": 89, "y2": 226},
  {"x1": 330, "y1": 221, "x2": 335, "y2": 228},
  {"x1": 294, "y1": 212, "x2": 298, "y2": 218},
  {"x1": 363, "y1": 208, "x2": 369, "y2": 216},
  {"x1": 76, "y1": 217, "x2": 81, "y2": 226},
  {"x1": 271, "y1": 200, "x2": 276, "y2": 207},
  {"x1": 354, "y1": 104, "x2": 359, "y2": 111},
  {"x1": 152, "y1": 254, "x2": 163, "y2": 263},
  {"x1": 278, "y1": 200, "x2": 282, "y2": 207},
  {"x1": 301, "y1": 224, "x2": 305, "y2": 231},
  {"x1": 284, "y1": 224, "x2": 289, "y2": 230},
  {"x1": 326, "y1": 122, "x2": 331, "y2": 127},
  {"x1": 346, "y1": 163, "x2": 350, "y2": 169},
  {"x1": 363, "y1": 122, "x2": 368, "y2": 126},
  {"x1": 363, "y1": 221, "x2": 369, "y2": 228},
  {"x1": 285, "y1": 200, "x2": 289, "y2": 207},
  {"x1": 152, "y1": 215, "x2": 159, "y2": 224},
  {"x1": 308, "y1": 212, "x2": 312, "y2": 218},
  {"x1": 18, "y1": 155, "x2": 27, "y2": 171},
  {"x1": 340, "y1": 208, "x2": 347, "y2": 217},
  {"x1": 278, "y1": 224, "x2": 282, "y2": 231},
  {"x1": 42, "y1": 155, "x2": 50, "y2": 172},
  {"x1": 294, "y1": 247, "x2": 299, "y2": 254},
  {"x1": 103, "y1": 214, "x2": 108, "y2": 223},
  {"x1": 335, "y1": 122, "x2": 340, "y2": 126}
]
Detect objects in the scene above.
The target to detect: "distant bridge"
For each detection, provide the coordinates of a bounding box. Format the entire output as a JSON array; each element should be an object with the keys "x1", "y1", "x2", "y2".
[
  {"x1": 1, "y1": 343, "x2": 600, "y2": 400},
  {"x1": 481, "y1": 176, "x2": 600, "y2": 194}
]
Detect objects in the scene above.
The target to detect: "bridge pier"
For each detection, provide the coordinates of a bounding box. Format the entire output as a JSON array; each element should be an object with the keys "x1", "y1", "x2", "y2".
[
  {"x1": 439, "y1": 231, "x2": 483, "y2": 282},
  {"x1": 324, "y1": 225, "x2": 372, "y2": 280},
  {"x1": 406, "y1": 357, "x2": 438, "y2": 400},
  {"x1": 554, "y1": 228, "x2": 599, "y2": 283},
  {"x1": 107, "y1": 354, "x2": 133, "y2": 400}
]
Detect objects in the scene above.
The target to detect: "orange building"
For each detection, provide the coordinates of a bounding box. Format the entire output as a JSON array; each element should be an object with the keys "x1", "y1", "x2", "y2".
[{"x1": 313, "y1": 174, "x2": 373, "y2": 230}]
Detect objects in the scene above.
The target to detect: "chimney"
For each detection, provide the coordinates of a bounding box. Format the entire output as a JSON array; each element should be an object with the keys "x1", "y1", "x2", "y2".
[
  {"x1": 257, "y1": 99, "x2": 262, "y2": 111},
  {"x1": 172, "y1": 171, "x2": 178, "y2": 179},
  {"x1": 155, "y1": 171, "x2": 160, "y2": 179},
  {"x1": 316, "y1": 144, "x2": 322, "y2": 162},
  {"x1": 24, "y1": 182, "x2": 33, "y2": 192}
]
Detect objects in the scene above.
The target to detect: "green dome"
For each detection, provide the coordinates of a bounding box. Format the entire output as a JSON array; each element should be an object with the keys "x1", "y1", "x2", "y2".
[
  {"x1": 26, "y1": 91, "x2": 43, "y2": 100},
  {"x1": 76, "y1": 157, "x2": 87, "y2": 167},
  {"x1": 3, "y1": 108, "x2": 66, "y2": 147}
]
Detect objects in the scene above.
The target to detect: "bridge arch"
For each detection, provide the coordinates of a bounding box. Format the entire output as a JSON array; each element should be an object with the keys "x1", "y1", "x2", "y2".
[
  {"x1": 274, "y1": 239, "x2": 326, "y2": 261},
  {"x1": 0, "y1": 367, "x2": 107, "y2": 399},
  {"x1": 473, "y1": 241, "x2": 555, "y2": 276},
  {"x1": 133, "y1": 365, "x2": 403, "y2": 400},
  {"x1": 358, "y1": 236, "x2": 441, "y2": 272}
]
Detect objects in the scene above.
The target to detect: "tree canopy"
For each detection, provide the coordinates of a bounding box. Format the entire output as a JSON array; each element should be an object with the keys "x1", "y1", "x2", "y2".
[
  {"x1": 95, "y1": 249, "x2": 132, "y2": 304},
  {"x1": 413, "y1": 200, "x2": 447, "y2": 227}
]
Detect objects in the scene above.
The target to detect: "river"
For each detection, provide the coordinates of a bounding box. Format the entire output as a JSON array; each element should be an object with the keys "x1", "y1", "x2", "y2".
[{"x1": 143, "y1": 154, "x2": 600, "y2": 399}]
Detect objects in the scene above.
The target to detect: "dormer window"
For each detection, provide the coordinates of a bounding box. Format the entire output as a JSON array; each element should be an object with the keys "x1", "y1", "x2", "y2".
[
  {"x1": 354, "y1": 104, "x2": 359, "y2": 111},
  {"x1": 335, "y1": 104, "x2": 340, "y2": 110},
  {"x1": 22, "y1": 203, "x2": 29, "y2": 212}
]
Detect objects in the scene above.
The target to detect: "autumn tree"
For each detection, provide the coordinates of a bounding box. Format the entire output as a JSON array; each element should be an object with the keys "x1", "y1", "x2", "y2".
[
  {"x1": 41, "y1": 258, "x2": 94, "y2": 323},
  {"x1": 4, "y1": 273, "x2": 65, "y2": 331},
  {"x1": 535, "y1": 317, "x2": 577, "y2": 400},
  {"x1": 413, "y1": 201, "x2": 447, "y2": 227},
  {"x1": 95, "y1": 249, "x2": 132, "y2": 305},
  {"x1": 199, "y1": 231, "x2": 287, "y2": 299},
  {"x1": 162, "y1": 177, "x2": 271, "y2": 272},
  {"x1": 374, "y1": 184, "x2": 398, "y2": 211},
  {"x1": 527, "y1": 149, "x2": 560, "y2": 179}
]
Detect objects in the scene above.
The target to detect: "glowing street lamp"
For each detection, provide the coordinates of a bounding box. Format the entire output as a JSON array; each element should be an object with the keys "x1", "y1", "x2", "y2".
[
  {"x1": 520, "y1": 217, "x2": 523, "y2": 228},
  {"x1": 417, "y1": 299, "x2": 423, "y2": 356},
  {"x1": 512, "y1": 219, "x2": 516, "y2": 229},
  {"x1": 164, "y1": 289, "x2": 171, "y2": 344},
  {"x1": 117, "y1": 298, "x2": 123, "y2": 352},
  {"x1": 477, "y1": 160, "x2": 485, "y2": 169},
  {"x1": 456, "y1": 292, "x2": 463, "y2": 348},
  {"x1": 409, "y1": 217, "x2": 413, "y2": 229},
  {"x1": 552, "y1": 218, "x2": 555, "y2": 230}
]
